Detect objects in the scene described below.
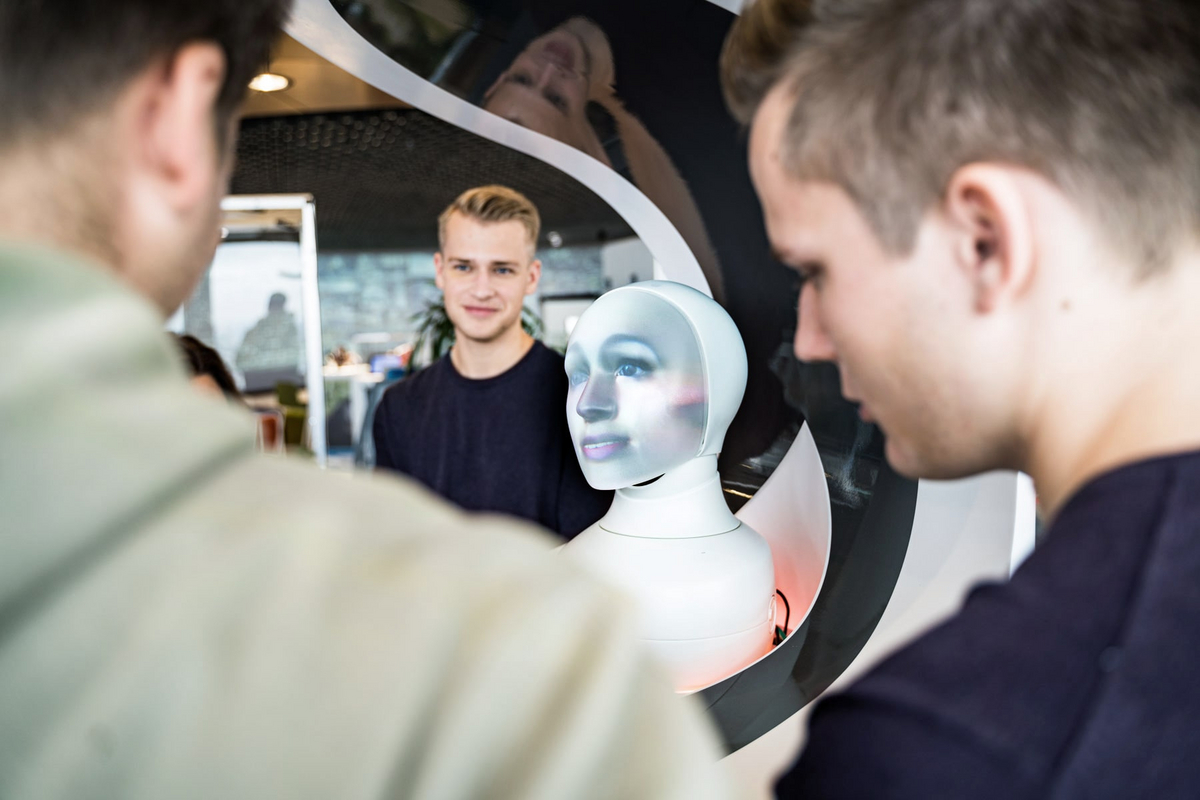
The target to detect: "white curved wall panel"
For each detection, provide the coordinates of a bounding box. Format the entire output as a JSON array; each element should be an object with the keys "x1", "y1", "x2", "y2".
[
  {"x1": 735, "y1": 422, "x2": 831, "y2": 643},
  {"x1": 704, "y1": 0, "x2": 748, "y2": 13}
]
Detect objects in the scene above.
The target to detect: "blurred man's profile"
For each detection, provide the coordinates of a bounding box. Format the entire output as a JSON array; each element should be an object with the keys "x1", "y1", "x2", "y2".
[
  {"x1": 725, "y1": 0, "x2": 1200, "y2": 796},
  {"x1": 0, "y1": 2, "x2": 731, "y2": 797}
]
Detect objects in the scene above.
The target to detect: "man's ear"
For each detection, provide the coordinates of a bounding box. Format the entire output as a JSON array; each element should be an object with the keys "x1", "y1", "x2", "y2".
[
  {"x1": 526, "y1": 258, "x2": 543, "y2": 296},
  {"x1": 943, "y1": 164, "x2": 1036, "y2": 314},
  {"x1": 131, "y1": 42, "x2": 227, "y2": 214},
  {"x1": 433, "y1": 252, "x2": 446, "y2": 290}
]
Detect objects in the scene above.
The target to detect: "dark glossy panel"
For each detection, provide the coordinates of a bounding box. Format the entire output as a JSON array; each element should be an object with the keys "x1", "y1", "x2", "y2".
[{"x1": 330, "y1": 0, "x2": 920, "y2": 748}]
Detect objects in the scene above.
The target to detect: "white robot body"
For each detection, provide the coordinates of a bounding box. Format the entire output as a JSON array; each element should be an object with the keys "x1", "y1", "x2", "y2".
[
  {"x1": 570, "y1": 523, "x2": 775, "y2": 688},
  {"x1": 562, "y1": 282, "x2": 777, "y2": 691}
]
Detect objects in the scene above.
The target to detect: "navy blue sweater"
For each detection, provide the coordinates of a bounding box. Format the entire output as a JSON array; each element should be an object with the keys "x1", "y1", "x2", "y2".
[
  {"x1": 373, "y1": 342, "x2": 611, "y2": 540},
  {"x1": 779, "y1": 451, "x2": 1200, "y2": 799}
]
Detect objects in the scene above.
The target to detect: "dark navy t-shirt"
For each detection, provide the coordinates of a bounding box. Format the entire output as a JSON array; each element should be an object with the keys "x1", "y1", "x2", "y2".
[
  {"x1": 779, "y1": 451, "x2": 1200, "y2": 799},
  {"x1": 373, "y1": 342, "x2": 611, "y2": 540}
]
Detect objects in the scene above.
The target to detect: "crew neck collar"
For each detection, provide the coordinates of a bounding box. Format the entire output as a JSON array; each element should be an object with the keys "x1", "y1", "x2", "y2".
[
  {"x1": 1052, "y1": 447, "x2": 1200, "y2": 527},
  {"x1": 443, "y1": 339, "x2": 547, "y2": 388}
]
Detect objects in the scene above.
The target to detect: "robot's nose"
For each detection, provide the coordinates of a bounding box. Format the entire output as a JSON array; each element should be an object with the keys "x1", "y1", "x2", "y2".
[{"x1": 576, "y1": 375, "x2": 617, "y2": 422}]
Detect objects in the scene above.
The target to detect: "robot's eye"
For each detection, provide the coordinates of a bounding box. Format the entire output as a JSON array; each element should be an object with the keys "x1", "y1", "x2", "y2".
[
  {"x1": 569, "y1": 370, "x2": 589, "y2": 387},
  {"x1": 615, "y1": 362, "x2": 648, "y2": 379}
]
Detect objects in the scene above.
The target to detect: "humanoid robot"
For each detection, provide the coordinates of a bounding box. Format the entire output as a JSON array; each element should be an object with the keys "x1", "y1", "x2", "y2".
[{"x1": 562, "y1": 281, "x2": 777, "y2": 691}]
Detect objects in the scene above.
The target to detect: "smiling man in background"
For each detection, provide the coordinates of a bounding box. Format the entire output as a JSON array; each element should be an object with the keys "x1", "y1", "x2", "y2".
[
  {"x1": 0, "y1": 2, "x2": 732, "y2": 796},
  {"x1": 373, "y1": 185, "x2": 611, "y2": 539},
  {"x1": 724, "y1": 0, "x2": 1200, "y2": 796}
]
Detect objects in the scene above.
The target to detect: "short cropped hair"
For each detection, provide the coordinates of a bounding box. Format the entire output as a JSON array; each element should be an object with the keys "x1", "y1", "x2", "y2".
[
  {"x1": 719, "y1": 0, "x2": 814, "y2": 127},
  {"x1": 0, "y1": 0, "x2": 291, "y2": 150},
  {"x1": 723, "y1": 0, "x2": 1200, "y2": 273},
  {"x1": 437, "y1": 185, "x2": 541, "y2": 256}
]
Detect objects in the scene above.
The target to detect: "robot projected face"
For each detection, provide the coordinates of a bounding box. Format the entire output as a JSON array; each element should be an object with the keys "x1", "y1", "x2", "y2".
[{"x1": 565, "y1": 293, "x2": 708, "y2": 490}]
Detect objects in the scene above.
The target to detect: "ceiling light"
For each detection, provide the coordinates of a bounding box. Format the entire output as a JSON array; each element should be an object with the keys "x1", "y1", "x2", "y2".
[{"x1": 249, "y1": 73, "x2": 291, "y2": 93}]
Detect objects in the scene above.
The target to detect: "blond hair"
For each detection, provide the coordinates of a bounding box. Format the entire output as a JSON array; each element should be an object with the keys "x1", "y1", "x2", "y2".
[{"x1": 437, "y1": 185, "x2": 541, "y2": 255}]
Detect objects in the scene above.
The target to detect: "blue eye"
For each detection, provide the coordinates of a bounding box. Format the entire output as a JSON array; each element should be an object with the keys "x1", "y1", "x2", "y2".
[
  {"x1": 615, "y1": 363, "x2": 647, "y2": 378},
  {"x1": 569, "y1": 371, "x2": 588, "y2": 387}
]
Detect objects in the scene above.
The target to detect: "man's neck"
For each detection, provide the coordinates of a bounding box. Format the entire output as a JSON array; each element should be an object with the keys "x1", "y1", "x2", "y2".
[
  {"x1": 449, "y1": 326, "x2": 536, "y2": 379},
  {"x1": 0, "y1": 138, "x2": 119, "y2": 272},
  {"x1": 1024, "y1": 248, "x2": 1200, "y2": 518}
]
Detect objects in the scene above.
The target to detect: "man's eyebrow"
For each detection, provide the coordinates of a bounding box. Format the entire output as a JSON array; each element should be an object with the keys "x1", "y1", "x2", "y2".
[
  {"x1": 771, "y1": 243, "x2": 819, "y2": 270},
  {"x1": 444, "y1": 258, "x2": 519, "y2": 269}
]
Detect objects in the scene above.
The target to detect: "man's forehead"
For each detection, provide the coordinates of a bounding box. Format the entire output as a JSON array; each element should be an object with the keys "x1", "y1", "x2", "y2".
[
  {"x1": 749, "y1": 84, "x2": 795, "y2": 175},
  {"x1": 748, "y1": 96, "x2": 870, "y2": 258},
  {"x1": 442, "y1": 218, "x2": 533, "y2": 262},
  {"x1": 752, "y1": 175, "x2": 828, "y2": 258},
  {"x1": 445, "y1": 214, "x2": 527, "y2": 241},
  {"x1": 749, "y1": 88, "x2": 808, "y2": 236},
  {"x1": 768, "y1": 180, "x2": 877, "y2": 267}
]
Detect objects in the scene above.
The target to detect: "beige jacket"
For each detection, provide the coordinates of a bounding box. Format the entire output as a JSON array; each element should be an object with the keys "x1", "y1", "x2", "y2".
[{"x1": 0, "y1": 242, "x2": 732, "y2": 800}]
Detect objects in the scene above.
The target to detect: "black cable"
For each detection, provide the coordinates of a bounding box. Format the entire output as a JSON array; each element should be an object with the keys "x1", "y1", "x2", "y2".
[{"x1": 774, "y1": 589, "x2": 791, "y2": 645}]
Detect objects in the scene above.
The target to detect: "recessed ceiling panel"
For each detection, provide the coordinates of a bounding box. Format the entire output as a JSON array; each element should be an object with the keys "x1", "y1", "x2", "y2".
[{"x1": 231, "y1": 108, "x2": 633, "y2": 250}]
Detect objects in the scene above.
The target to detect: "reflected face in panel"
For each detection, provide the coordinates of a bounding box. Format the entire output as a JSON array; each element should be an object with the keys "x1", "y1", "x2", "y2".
[
  {"x1": 483, "y1": 29, "x2": 610, "y2": 166},
  {"x1": 565, "y1": 294, "x2": 707, "y2": 489}
]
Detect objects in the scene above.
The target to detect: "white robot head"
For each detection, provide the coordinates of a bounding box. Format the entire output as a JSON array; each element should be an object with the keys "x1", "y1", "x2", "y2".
[{"x1": 565, "y1": 281, "x2": 748, "y2": 490}]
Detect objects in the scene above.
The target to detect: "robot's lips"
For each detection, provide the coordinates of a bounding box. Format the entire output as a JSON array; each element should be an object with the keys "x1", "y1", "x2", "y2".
[{"x1": 581, "y1": 436, "x2": 629, "y2": 461}]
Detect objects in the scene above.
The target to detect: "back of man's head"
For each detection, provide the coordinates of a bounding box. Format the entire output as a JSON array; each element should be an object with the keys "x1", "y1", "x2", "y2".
[
  {"x1": 0, "y1": 0, "x2": 291, "y2": 313},
  {"x1": 0, "y1": 1, "x2": 289, "y2": 152},
  {"x1": 725, "y1": 0, "x2": 1200, "y2": 274},
  {"x1": 438, "y1": 185, "x2": 541, "y2": 257}
]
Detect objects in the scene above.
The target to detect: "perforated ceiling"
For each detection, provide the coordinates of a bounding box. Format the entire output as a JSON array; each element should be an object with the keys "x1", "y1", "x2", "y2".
[{"x1": 231, "y1": 108, "x2": 634, "y2": 251}]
